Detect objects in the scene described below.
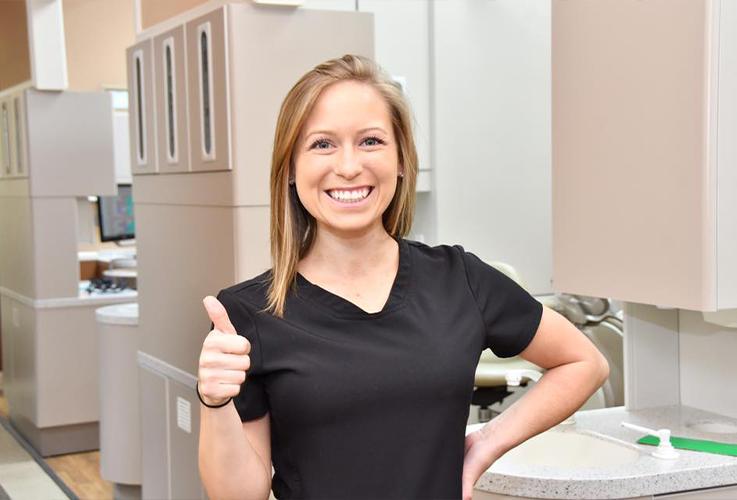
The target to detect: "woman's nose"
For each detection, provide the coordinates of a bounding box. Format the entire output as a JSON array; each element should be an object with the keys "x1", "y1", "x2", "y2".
[{"x1": 333, "y1": 147, "x2": 362, "y2": 179}]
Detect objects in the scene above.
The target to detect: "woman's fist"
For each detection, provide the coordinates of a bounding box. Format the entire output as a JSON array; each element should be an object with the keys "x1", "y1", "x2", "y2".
[{"x1": 198, "y1": 295, "x2": 251, "y2": 407}]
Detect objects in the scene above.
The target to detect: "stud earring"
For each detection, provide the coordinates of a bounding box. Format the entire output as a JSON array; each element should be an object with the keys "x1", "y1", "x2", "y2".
[{"x1": 288, "y1": 178, "x2": 295, "y2": 185}]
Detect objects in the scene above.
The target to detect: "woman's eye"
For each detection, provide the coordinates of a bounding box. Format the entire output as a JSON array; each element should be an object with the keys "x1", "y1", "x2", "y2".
[
  {"x1": 309, "y1": 138, "x2": 332, "y2": 150},
  {"x1": 362, "y1": 136, "x2": 385, "y2": 147}
]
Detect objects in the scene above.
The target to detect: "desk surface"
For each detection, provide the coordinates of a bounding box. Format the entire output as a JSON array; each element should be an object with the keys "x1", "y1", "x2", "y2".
[
  {"x1": 78, "y1": 247, "x2": 136, "y2": 263},
  {"x1": 102, "y1": 269, "x2": 137, "y2": 278}
]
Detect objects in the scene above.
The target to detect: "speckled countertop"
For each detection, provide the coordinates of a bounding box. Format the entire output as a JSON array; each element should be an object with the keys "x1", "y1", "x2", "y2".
[{"x1": 466, "y1": 405, "x2": 737, "y2": 499}]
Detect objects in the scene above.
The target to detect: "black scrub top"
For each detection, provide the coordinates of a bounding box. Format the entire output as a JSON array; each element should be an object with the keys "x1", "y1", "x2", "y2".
[{"x1": 216, "y1": 238, "x2": 543, "y2": 500}]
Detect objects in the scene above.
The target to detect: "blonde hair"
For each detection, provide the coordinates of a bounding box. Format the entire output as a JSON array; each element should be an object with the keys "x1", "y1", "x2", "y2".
[{"x1": 265, "y1": 54, "x2": 418, "y2": 317}]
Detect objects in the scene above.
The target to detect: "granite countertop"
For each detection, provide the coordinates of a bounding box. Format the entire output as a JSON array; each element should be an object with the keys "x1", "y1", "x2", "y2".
[{"x1": 467, "y1": 405, "x2": 737, "y2": 499}]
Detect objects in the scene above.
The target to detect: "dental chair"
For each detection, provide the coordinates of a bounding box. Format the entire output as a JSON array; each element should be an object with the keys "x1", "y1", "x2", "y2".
[{"x1": 472, "y1": 263, "x2": 623, "y2": 423}]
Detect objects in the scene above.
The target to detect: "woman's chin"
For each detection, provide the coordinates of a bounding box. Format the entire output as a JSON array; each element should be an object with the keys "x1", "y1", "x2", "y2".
[{"x1": 318, "y1": 216, "x2": 383, "y2": 236}]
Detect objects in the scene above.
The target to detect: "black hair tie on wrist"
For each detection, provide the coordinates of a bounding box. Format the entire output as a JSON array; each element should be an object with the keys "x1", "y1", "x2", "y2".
[{"x1": 196, "y1": 381, "x2": 232, "y2": 409}]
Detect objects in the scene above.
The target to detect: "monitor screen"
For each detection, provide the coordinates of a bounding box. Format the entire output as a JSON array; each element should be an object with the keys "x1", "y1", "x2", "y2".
[{"x1": 97, "y1": 184, "x2": 135, "y2": 242}]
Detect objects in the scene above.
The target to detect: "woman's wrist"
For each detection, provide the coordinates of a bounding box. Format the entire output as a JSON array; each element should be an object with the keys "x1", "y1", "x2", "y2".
[
  {"x1": 478, "y1": 421, "x2": 511, "y2": 461},
  {"x1": 196, "y1": 381, "x2": 232, "y2": 408}
]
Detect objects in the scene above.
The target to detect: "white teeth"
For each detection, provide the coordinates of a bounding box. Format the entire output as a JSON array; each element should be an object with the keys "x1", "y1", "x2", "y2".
[{"x1": 327, "y1": 187, "x2": 371, "y2": 202}]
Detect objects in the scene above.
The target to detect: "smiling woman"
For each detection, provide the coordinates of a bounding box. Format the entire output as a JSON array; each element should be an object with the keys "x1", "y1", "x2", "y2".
[
  {"x1": 265, "y1": 55, "x2": 418, "y2": 318},
  {"x1": 197, "y1": 54, "x2": 607, "y2": 500}
]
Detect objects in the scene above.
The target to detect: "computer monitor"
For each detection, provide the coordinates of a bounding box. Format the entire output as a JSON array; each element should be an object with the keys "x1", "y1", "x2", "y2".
[{"x1": 97, "y1": 184, "x2": 135, "y2": 242}]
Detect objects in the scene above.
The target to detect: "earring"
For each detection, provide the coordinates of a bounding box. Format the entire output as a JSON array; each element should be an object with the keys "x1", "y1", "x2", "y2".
[
  {"x1": 398, "y1": 172, "x2": 404, "y2": 178},
  {"x1": 288, "y1": 178, "x2": 295, "y2": 185}
]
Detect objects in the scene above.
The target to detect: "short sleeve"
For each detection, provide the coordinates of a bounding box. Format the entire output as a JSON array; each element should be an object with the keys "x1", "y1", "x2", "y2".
[
  {"x1": 215, "y1": 289, "x2": 269, "y2": 421},
  {"x1": 457, "y1": 246, "x2": 543, "y2": 358}
]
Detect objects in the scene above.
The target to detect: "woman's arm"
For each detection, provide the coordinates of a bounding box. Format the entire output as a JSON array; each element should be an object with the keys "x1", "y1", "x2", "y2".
[
  {"x1": 481, "y1": 304, "x2": 610, "y2": 453},
  {"x1": 198, "y1": 296, "x2": 272, "y2": 500},
  {"x1": 461, "y1": 305, "x2": 609, "y2": 499},
  {"x1": 199, "y1": 404, "x2": 272, "y2": 500}
]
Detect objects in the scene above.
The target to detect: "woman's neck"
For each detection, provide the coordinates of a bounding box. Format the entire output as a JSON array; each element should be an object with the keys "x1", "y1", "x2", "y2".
[{"x1": 299, "y1": 224, "x2": 397, "y2": 280}]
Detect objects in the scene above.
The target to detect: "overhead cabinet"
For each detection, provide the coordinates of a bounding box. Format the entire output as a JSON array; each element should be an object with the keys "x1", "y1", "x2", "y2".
[
  {"x1": 186, "y1": 8, "x2": 229, "y2": 173},
  {"x1": 0, "y1": 97, "x2": 12, "y2": 178},
  {"x1": 552, "y1": 0, "x2": 737, "y2": 311},
  {"x1": 154, "y1": 26, "x2": 189, "y2": 173},
  {"x1": 0, "y1": 86, "x2": 116, "y2": 196},
  {"x1": 127, "y1": 39, "x2": 158, "y2": 174},
  {"x1": 0, "y1": 92, "x2": 27, "y2": 179}
]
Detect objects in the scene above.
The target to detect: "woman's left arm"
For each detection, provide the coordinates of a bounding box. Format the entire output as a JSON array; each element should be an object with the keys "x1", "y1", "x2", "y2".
[{"x1": 462, "y1": 304, "x2": 610, "y2": 499}]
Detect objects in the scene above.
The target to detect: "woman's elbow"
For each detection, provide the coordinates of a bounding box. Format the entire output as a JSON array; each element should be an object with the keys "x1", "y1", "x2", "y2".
[{"x1": 594, "y1": 353, "x2": 610, "y2": 387}]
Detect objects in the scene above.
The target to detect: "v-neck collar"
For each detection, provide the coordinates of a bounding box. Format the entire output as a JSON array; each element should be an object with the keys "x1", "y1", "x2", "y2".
[{"x1": 294, "y1": 237, "x2": 411, "y2": 320}]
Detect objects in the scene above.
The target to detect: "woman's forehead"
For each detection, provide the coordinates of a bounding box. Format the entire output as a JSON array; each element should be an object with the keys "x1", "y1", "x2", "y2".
[{"x1": 303, "y1": 81, "x2": 392, "y2": 133}]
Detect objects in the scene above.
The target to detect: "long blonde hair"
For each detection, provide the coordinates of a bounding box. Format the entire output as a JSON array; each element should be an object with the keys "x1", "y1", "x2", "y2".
[{"x1": 265, "y1": 54, "x2": 418, "y2": 317}]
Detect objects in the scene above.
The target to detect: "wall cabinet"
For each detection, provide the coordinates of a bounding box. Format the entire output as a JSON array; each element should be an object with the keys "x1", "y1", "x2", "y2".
[
  {"x1": 186, "y1": 8, "x2": 230, "y2": 173},
  {"x1": 0, "y1": 97, "x2": 11, "y2": 178},
  {"x1": 0, "y1": 86, "x2": 116, "y2": 196},
  {"x1": 552, "y1": 0, "x2": 737, "y2": 311},
  {"x1": 126, "y1": 39, "x2": 158, "y2": 175},
  {"x1": 0, "y1": 92, "x2": 28, "y2": 179},
  {"x1": 154, "y1": 27, "x2": 189, "y2": 173}
]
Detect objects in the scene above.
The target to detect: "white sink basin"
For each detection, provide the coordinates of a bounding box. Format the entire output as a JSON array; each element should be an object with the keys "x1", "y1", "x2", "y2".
[{"x1": 467, "y1": 424, "x2": 642, "y2": 469}]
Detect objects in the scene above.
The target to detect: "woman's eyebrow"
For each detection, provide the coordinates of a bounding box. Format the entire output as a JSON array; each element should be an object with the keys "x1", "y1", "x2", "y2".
[
  {"x1": 303, "y1": 130, "x2": 334, "y2": 140},
  {"x1": 303, "y1": 126, "x2": 389, "y2": 140},
  {"x1": 356, "y1": 126, "x2": 388, "y2": 135}
]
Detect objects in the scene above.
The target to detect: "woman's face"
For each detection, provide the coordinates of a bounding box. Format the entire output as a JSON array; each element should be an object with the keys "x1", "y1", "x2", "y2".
[{"x1": 293, "y1": 80, "x2": 401, "y2": 238}]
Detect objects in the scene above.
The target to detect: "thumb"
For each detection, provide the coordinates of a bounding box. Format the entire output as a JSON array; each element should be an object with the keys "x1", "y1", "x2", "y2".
[{"x1": 203, "y1": 296, "x2": 237, "y2": 335}]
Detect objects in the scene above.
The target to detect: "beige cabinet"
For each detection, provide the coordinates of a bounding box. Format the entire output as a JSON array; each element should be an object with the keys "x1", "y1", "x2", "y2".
[
  {"x1": 0, "y1": 97, "x2": 10, "y2": 178},
  {"x1": 186, "y1": 7, "x2": 230, "y2": 173},
  {"x1": 552, "y1": 0, "x2": 737, "y2": 311},
  {"x1": 154, "y1": 26, "x2": 189, "y2": 173},
  {"x1": 127, "y1": 39, "x2": 158, "y2": 175},
  {"x1": 10, "y1": 93, "x2": 27, "y2": 177},
  {"x1": 0, "y1": 86, "x2": 116, "y2": 194}
]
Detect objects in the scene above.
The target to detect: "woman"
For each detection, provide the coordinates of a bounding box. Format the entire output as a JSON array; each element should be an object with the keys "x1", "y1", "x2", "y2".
[{"x1": 197, "y1": 54, "x2": 609, "y2": 500}]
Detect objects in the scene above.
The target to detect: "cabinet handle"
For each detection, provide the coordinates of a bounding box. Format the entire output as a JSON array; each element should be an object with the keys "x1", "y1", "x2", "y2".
[
  {"x1": 133, "y1": 50, "x2": 147, "y2": 166},
  {"x1": 163, "y1": 37, "x2": 178, "y2": 163},
  {"x1": 1, "y1": 103, "x2": 10, "y2": 175},
  {"x1": 197, "y1": 22, "x2": 215, "y2": 161},
  {"x1": 13, "y1": 97, "x2": 22, "y2": 175}
]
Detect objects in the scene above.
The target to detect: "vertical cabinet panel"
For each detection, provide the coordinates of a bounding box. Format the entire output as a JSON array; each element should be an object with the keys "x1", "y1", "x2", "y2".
[
  {"x1": 12, "y1": 92, "x2": 28, "y2": 178},
  {"x1": 168, "y1": 382, "x2": 204, "y2": 500},
  {"x1": 127, "y1": 39, "x2": 158, "y2": 175},
  {"x1": 154, "y1": 27, "x2": 189, "y2": 173},
  {"x1": 139, "y1": 368, "x2": 170, "y2": 500},
  {"x1": 0, "y1": 97, "x2": 12, "y2": 178},
  {"x1": 186, "y1": 7, "x2": 230, "y2": 172},
  {"x1": 0, "y1": 92, "x2": 29, "y2": 179}
]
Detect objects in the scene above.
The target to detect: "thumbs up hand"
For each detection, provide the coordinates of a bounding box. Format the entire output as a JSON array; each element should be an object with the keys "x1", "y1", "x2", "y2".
[{"x1": 197, "y1": 295, "x2": 252, "y2": 407}]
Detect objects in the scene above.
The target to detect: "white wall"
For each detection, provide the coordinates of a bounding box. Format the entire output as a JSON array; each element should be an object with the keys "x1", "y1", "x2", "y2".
[
  {"x1": 431, "y1": 0, "x2": 552, "y2": 294},
  {"x1": 680, "y1": 311, "x2": 737, "y2": 419}
]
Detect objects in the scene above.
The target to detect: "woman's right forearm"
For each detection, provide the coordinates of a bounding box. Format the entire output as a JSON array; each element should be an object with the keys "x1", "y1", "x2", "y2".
[{"x1": 199, "y1": 401, "x2": 271, "y2": 500}]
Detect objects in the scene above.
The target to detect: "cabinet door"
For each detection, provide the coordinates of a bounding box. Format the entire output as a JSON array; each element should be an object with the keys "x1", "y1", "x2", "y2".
[
  {"x1": 154, "y1": 26, "x2": 189, "y2": 173},
  {"x1": 127, "y1": 39, "x2": 158, "y2": 175},
  {"x1": 552, "y1": 0, "x2": 713, "y2": 310},
  {"x1": 0, "y1": 98, "x2": 11, "y2": 178},
  {"x1": 11, "y1": 92, "x2": 28, "y2": 178},
  {"x1": 186, "y1": 7, "x2": 230, "y2": 172}
]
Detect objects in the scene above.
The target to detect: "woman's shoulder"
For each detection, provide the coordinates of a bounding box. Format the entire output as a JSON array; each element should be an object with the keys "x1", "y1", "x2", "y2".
[
  {"x1": 219, "y1": 269, "x2": 272, "y2": 311},
  {"x1": 403, "y1": 237, "x2": 467, "y2": 265}
]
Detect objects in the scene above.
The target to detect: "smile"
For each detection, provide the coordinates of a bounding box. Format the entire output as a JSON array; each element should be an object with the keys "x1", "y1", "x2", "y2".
[{"x1": 325, "y1": 186, "x2": 373, "y2": 203}]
